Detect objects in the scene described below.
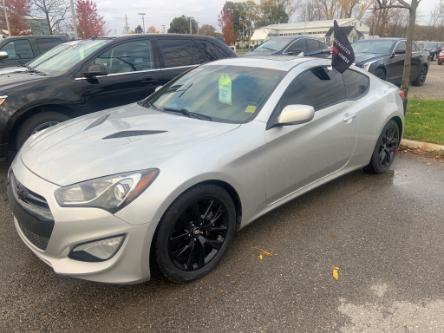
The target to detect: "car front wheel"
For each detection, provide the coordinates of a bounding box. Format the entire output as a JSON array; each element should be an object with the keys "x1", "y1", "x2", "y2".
[
  {"x1": 155, "y1": 184, "x2": 237, "y2": 283},
  {"x1": 365, "y1": 119, "x2": 400, "y2": 174}
]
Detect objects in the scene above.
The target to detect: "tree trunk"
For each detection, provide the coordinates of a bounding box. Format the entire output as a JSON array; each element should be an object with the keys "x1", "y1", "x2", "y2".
[{"x1": 401, "y1": 0, "x2": 418, "y2": 105}]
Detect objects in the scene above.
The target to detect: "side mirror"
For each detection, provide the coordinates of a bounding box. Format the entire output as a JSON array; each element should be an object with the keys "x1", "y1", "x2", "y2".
[
  {"x1": 155, "y1": 85, "x2": 163, "y2": 92},
  {"x1": 84, "y1": 64, "x2": 108, "y2": 79},
  {"x1": 0, "y1": 51, "x2": 8, "y2": 60},
  {"x1": 394, "y1": 49, "x2": 405, "y2": 55},
  {"x1": 276, "y1": 104, "x2": 315, "y2": 126}
]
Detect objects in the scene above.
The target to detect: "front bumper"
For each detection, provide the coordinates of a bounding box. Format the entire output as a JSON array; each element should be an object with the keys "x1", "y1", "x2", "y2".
[{"x1": 8, "y1": 157, "x2": 156, "y2": 284}]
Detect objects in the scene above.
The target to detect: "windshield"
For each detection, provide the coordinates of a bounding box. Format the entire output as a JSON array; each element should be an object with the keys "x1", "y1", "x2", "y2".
[
  {"x1": 28, "y1": 39, "x2": 111, "y2": 75},
  {"x1": 352, "y1": 40, "x2": 396, "y2": 55},
  {"x1": 146, "y1": 65, "x2": 285, "y2": 124},
  {"x1": 252, "y1": 38, "x2": 293, "y2": 53}
]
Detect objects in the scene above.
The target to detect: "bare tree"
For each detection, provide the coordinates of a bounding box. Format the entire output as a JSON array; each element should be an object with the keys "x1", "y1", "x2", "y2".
[
  {"x1": 31, "y1": 0, "x2": 68, "y2": 34},
  {"x1": 376, "y1": 0, "x2": 421, "y2": 102}
]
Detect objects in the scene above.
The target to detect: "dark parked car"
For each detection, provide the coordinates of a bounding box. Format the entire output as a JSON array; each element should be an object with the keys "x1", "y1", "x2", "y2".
[
  {"x1": 353, "y1": 38, "x2": 429, "y2": 86},
  {"x1": 246, "y1": 36, "x2": 329, "y2": 57},
  {"x1": 0, "y1": 34, "x2": 235, "y2": 160},
  {"x1": 0, "y1": 35, "x2": 67, "y2": 68},
  {"x1": 418, "y1": 41, "x2": 442, "y2": 61}
]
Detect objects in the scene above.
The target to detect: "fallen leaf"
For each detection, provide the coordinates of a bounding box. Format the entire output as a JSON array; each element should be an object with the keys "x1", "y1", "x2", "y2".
[{"x1": 332, "y1": 266, "x2": 340, "y2": 281}]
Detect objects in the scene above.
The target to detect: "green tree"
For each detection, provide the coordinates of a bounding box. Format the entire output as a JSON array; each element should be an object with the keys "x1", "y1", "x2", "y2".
[
  {"x1": 168, "y1": 15, "x2": 198, "y2": 34},
  {"x1": 134, "y1": 25, "x2": 143, "y2": 34},
  {"x1": 256, "y1": 0, "x2": 289, "y2": 27},
  {"x1": 198, "y1": 24, "x2": 216, "y2": 36},
  {"x1": 222, "y1": 1, "x2": 258, "y2": 42}
]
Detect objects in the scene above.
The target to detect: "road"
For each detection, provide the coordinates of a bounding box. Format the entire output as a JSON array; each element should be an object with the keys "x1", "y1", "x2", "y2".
[{"x1": 1, "y1": 152, "x2": 443, "y2": 332}]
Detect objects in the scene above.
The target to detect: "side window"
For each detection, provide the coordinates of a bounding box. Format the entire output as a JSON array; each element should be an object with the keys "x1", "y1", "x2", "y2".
[
  {"x1": 93, "y1": 40, "x2": 154, "y2": 74},
  {"x1": 307, "y1": 39, "x2": 321, "y2": 51},
  {"x1": 193, "y1": 40, "x2": 227, "y2": 62},
  {"x1": 287, "y1": 39, "x2": 306, "y2": 54},
  {"x1": 157, "y1": 39, "x2": 201, "y2": 67},
  {"x1": 342, "y1": 69, "x2": 369, "y2": 99},
  {"x1": 0, "y1": 40, "x2": 34, "y2": 60},
  {"x1": 394, "y1": 41, "x2": 406, "y2": 53},
  {"x1": 37, "y1": 38, "x2": 62, "y2": 54},
  {"x1": 412, "y1": 42, "x2": 418, "y2": 52},
  {"x1": 277, "y1": 66, "x2": 346, "y2": 111}
]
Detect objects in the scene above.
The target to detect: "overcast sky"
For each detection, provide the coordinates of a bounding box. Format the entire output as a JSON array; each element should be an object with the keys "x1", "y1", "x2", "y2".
[{"x1": 94, "y1": 0, "x2": 440, "y2": 35}]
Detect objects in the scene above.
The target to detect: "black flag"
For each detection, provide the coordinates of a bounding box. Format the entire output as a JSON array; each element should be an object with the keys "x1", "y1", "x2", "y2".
[{"x1": 331, "y1": 20, "x2": 355, "y2": 73}]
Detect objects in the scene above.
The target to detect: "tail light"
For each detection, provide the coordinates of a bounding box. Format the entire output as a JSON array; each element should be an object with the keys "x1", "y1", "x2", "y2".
[{"x1": 399, "y1": 89, "x2": 406, "y2": 100}]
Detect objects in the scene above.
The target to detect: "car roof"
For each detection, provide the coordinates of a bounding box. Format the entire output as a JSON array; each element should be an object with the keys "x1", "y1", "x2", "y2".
[
  {"x1": 206, "y1": 56, "x2": 320, "y2": 71},
  {"x1": 97, "y1": 34, "x2": 220, "y2": 41},
  {"x1": 356, "y1": 38, "x2": 404, "y2": 42}
]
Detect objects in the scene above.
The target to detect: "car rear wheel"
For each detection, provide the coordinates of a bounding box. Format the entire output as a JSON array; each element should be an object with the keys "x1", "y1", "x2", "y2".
[
  {"x1": 365, "y1": 120, "x2": 400, "y2": 174},
  {"x1": 155, "y1": 184, "x2": 236, "y2": 283},
  {"x1": 374, "y1": 67, "x2": 386, "y2": 80},
  {"x1": 16, "y1": 111, "x2": 69, "y2": 149},
  {"x1": 412, "y1": 65, "x2": 427, "y2": 86}
]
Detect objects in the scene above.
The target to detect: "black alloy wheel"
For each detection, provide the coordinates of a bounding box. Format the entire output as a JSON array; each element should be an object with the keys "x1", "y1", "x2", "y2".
[
  {"x1": 366, "y1": 120, "x2": 400, "y2": 174},
  {"x1": 412, "y1": 65, "x2": 427, "y2": 86},
  {"x1": 155, "y1": 184, "x2": 236, "y2": 283},
  {"x1": 374, "y1": 67, "x2": 386, "y2": 80},
  {"x1": 168, "y1": 198, "x2": 228, "y2": 271}
]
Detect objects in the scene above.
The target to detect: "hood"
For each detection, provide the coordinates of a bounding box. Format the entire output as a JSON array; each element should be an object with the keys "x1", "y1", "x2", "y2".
[
  {"x1": 20, "y1": 103, "x2": 240, "y2": 186},
  {"x1": 354, "y1": 53, "x2": 386, "y2": 66},
  {"x1": 244, "y1": 50, "x2": 277, "y2": 57},
  {"x1": 0, "y1": 71, "x2": 47, "y2": 91},
  {"x1": 0, "y1": 66, "x2": 27, "y2": 75}
]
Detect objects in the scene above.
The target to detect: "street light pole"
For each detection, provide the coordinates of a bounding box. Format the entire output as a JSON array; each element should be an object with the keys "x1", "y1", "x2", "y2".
[
  {"x1": 69, "y1": 0, "x2": 78, "y2": 39},
  {"x1": 138, "y1": 13, "x2": 146, "y2": 33}
]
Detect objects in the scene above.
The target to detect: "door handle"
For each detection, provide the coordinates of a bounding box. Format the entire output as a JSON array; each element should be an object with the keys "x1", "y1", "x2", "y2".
[
  {"x1": 140, "y1": 77, "x2": 154, "y2": 83},
  {"x1": 343, "y1": 113, "x2": 356, "y2": 124}
]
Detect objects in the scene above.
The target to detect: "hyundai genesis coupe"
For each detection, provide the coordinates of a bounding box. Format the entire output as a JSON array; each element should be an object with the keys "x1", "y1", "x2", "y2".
[{"x1": 7, "y1": 56, "x2": 404, "y2": 284}]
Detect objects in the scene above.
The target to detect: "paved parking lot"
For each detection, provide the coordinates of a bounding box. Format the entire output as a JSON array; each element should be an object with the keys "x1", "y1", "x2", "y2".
[
  {"x1": 1, "y1": 152, "x2": 443, "y2": 332},
  {"x1": 410, "y1": 62, "x2": 444, "y2": 99}
]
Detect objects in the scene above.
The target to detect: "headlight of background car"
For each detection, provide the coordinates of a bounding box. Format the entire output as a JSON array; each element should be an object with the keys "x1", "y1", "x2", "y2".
[
  {"x1": 0, "y1": 95, "x2": 8, "y2": 106},
  {"x1": 55, "y1": 169, "x2": 159, "y2": 213},
  {"x1": 363, "y1": 63, "x2": 372, "y2": 72}
]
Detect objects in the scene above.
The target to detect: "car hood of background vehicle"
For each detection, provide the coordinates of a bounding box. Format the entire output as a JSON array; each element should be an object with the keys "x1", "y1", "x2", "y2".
[
  {"x1": 354, "y1": 53, "x2": 386, "y2": 66},
  {"x1": 0, "y1": 66, "x2": 27, "y2": 75},
  {"x1": 0, "y1": 71, "x2": 47, "y2": 90},
  {"x1": 20, "y1": 103, "x2": 241, "y2": 186}
]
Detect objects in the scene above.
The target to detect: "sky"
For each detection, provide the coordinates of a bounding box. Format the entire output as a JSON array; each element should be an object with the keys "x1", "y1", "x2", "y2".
[{"x1": 94, "y1": 0, "x2": 441, "y2": 35}]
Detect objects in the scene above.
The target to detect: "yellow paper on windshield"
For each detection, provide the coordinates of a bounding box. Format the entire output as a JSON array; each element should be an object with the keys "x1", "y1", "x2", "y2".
[
  {"x1": 218, "y1": 74, "x2": 232, "y2": 105},
  {"x1": 245, "y1": 105, "x2": 256, "y2": 113}
]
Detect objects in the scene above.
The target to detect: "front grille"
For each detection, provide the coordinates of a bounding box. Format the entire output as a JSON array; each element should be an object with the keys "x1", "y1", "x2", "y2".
[{"x1": 7, "y1": 173, "x2": 54, "y2": 250}]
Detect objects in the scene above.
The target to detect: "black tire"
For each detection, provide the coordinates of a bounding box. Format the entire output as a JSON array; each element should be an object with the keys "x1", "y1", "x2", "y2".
[
  {"x1": 438, "y1": 61, "x2": 442, "y2": 65},
  {"x1": 15, "y1": 111, "x2": 69, "y2": 149},
  {"x1": 412, "y1": 65, "x2": 427, "y2": 86},
  {"x1": 365, "y1": 120, "x2": 400, "y2": 174},
  {"x1": 374, "y1": 67, "x2": 386, "y2": 81},
  {"x1": 155, "y1": 184, "x2": 236, "y2": 283}
]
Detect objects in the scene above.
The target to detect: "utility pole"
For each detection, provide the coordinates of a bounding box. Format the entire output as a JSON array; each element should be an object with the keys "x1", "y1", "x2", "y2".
[
  {"x1": 69, "y1": 0, "x2": 78, "y2": 39},
  {"x1": 138, "y1": 13, "x2": 146, "y2": 33},
  {"x1": 2, "y1": 0, "x2": 11, "y2": 36}
]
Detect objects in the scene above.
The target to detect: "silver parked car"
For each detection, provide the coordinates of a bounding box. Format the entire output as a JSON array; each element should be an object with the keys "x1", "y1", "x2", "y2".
[{"x1": 7, "y1": 57, "x2": 404, "y2": 284}]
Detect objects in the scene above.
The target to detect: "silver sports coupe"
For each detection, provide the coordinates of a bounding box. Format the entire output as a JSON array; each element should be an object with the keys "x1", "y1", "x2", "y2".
[{"x1": 7, "y1": 57, "x2": 404, "y2": 284}]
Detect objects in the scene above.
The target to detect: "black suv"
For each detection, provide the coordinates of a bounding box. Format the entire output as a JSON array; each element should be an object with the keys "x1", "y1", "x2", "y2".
[
  {"x1": 246, "y1": 36, "x2": 328, "y2": 57},
  {"x1": 0, "y1": 34, "x2": 235, "y2": 160},
  {"x1": 352, "y1": 38, "x2": 429, "y2": 86},
  {"x1": 0, "y1": 35, "x2": 67, "y2": 68}
]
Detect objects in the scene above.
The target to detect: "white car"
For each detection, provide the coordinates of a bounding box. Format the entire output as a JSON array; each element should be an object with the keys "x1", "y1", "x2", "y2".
[{"x1": 7, "y1": 57, "x2": 404, "y2": 284}]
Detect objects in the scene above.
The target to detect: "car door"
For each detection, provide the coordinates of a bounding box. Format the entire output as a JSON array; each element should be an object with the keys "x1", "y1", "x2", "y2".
[
  {"x1": 305, "y1": 39, "x2": 323, "y2": 56},
  {"x1": 79, "y1": 38, "x2": 160, "y2": 111},
  {"x1": 388, "y1": 41, "x2": 406, "y2": 84},
  {"x1": 283, "y1": 38, "x2": 307, "y2": 55},
  {"x1": 264, "y1": 66, "x2": 357, "y2": 203},
  {"x1": 0, "y1": 39, "x2": 35, "y2": 68},
  {"x1": 153, "y1": 37, "x2": 202, "y2": 85}
]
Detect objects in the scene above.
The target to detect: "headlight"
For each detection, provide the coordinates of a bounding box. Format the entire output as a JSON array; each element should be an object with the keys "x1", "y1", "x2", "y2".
[
  {"x1": 0, "y1": 95, "x2": 7, "y2": 106},
  {"x1": 363, "y1": 63, "x2": 371, "y2": 72},
  {"x1": 55, "y1": 169, "x2": 159, "y2": 212}
]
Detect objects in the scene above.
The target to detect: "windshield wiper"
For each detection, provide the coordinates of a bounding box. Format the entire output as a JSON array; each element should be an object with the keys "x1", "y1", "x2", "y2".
[
  {"x1": 163, "y1": 107, "x2": 213, "y2": 121},
  {"x1": 23, "y1": 64, "x2": 46, "y2": 75}
]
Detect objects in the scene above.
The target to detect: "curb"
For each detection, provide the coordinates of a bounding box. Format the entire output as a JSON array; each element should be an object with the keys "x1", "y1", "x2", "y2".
[{"x1": 400, "y1": 139, "x2": 444, "y2": 154}]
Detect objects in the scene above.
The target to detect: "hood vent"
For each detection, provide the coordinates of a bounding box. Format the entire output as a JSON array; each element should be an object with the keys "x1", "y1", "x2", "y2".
[
  {"x1": 103, "y1": 130, "x2": 167, "y2": 139},
  {"x1": 84, "y1": 114, "x2": 110, "y2": 131}
]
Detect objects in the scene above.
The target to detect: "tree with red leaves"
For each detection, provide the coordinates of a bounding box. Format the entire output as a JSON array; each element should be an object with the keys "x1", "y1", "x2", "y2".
[
  {"x1": 76, "y1": 0, "x2": 105, "y2": 38},
  {"x1": 6, "y1": 0, "x2": 31, "y2": 35},
  {"x1": 218, "y1": 9, "x2": 235, "y2": 45}
]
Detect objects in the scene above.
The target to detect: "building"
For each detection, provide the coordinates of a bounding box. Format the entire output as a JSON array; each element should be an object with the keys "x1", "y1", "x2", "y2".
[
  {"x1": 250, "y1": 18, "x2": 370, "y2": 45},
  {"x1": 24, "y1": 16, "x2": 50, "y2": 35}
]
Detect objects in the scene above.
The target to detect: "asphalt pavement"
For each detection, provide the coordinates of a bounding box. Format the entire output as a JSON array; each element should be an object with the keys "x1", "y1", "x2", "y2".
[{"x1": 0, "y1": 152, "x2": 443, "y2": 332}]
